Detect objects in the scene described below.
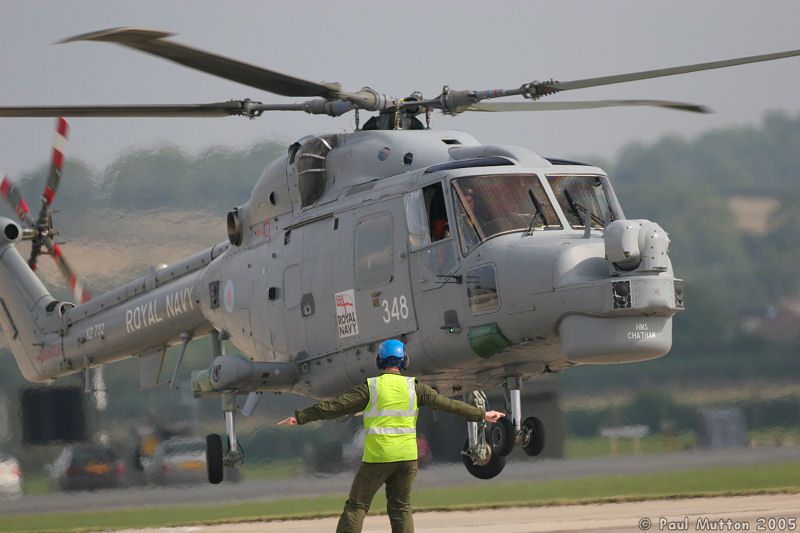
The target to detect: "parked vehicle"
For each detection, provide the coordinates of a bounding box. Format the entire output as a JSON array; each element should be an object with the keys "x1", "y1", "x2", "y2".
[
  {"x1": 0, "y1": 453, "x2": 23, "y2": 498},
  {"x1": 146, "y1": 437, "x2": 208, "y2": 486},
  {"x1": 49, "y1": 444, "x2": 124, "y2": 492}
]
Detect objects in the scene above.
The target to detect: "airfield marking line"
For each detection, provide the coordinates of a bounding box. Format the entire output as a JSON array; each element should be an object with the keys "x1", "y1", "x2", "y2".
[{"x1": 112, "y1": 493, "x2": 800, "y2": 533}]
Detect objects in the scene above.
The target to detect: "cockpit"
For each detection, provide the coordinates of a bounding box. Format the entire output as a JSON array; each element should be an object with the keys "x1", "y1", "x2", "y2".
[
  {"x1": 450, "y1": 174, "x2": 561, "y2": 254},
  {"x1": 407, "y1": 171, "x2": 622, "y2": 261}
]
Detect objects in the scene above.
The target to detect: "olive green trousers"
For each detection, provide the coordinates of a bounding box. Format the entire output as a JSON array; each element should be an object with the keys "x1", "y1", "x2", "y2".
[{"x1": 335, "y1": 460, "x2": 418, "y2": 533}]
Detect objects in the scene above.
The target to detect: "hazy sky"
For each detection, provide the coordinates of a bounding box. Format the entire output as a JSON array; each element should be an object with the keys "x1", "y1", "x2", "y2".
[{"x1": 1, "y1": 1, "x2": 799, "y2": 177}]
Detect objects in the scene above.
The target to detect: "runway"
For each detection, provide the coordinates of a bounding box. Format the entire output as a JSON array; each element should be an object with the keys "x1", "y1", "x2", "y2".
[
  {"x1": 4, "y1": 447, "x2": 797, "y2": 516},
  {"x1": 114, "y1": 493, "x2": 800, "y2": 532}
]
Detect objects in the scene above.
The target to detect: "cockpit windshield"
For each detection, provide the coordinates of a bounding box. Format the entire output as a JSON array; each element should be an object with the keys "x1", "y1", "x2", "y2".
[
  {"x1": 546, "y1": 175, "x2": 618, "y2": 229},
  {"x1": 451, "y1": 174, "x2": 560, "y2": 254}
]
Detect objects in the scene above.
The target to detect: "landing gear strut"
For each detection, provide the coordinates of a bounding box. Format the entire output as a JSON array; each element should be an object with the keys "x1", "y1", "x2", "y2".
[
  {"x1": 206, "y1": 390, "x2": 244, "y2": 484},
  {"x1": 497, "y1": 376, "x2": 546, "y2": 458}
]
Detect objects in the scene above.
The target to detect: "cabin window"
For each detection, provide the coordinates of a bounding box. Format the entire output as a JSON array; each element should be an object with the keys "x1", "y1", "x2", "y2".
[
  {"x1": 452, "y1": 174, "x2": 560, "y2": 255},
  {"x1": 355, "y1": 211, "x2": 393, "y2": 288},
  {"x1": 546, "y1": 174, "x2": 618, "y2": 229},
  {"x1": 467, "y1": 264, "x2": 500, "y2": 314}
]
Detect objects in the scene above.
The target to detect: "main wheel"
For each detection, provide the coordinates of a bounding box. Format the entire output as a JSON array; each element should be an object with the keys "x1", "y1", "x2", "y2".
[
  {"x1": 461, "y1": 439, "x2": 506, "y2": 480},
  {"x1": 521, "y1": 416, "x2": 545, "y2": 457},
  {"x1": 206, "y1": 433, "x2": 224, "y2": 484},
  {"x1": 489, "y1": 416, "x2": 515, "y2": 457}
]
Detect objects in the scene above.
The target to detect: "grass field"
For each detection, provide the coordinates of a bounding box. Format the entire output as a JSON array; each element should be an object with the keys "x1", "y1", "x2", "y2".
[
  {"x1": 2, "y1": 461, "x2": 798, "y2": 532},
  {"x1": 563, "y1": 429, "x2": 800, "y2": 459},
  {"x1": 564, "y1": 432, "x2": 696, "y2": 458}
]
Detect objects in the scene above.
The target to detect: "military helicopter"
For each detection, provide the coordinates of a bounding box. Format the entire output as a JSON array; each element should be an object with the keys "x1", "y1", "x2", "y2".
[{"x1": 1, "y1": 28, "x2": 798, "y2": 483}]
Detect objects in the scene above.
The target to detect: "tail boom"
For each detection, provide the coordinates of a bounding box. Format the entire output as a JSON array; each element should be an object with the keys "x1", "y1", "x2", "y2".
[{"x1": 0, "y1": 216, "x2": 228, "y2": 383}]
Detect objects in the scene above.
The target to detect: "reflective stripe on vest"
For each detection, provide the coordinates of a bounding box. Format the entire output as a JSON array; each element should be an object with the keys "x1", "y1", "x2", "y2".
[{"x1": 362, "y1": 374, "x2": 419, "y2": 463}]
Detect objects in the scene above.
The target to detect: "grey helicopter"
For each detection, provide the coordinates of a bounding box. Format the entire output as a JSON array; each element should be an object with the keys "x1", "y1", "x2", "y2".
[{"x1": 1, "y1": 28, "x2": 798, "y2": 482}]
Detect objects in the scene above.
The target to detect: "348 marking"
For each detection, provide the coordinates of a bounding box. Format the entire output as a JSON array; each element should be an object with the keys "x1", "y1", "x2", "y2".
[{"x1": 381, "y1": 295, "x2": 409, "y2": 323}]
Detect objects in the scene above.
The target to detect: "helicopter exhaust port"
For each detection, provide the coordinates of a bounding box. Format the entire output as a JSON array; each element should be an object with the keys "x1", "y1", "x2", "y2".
[
  {"x1": 227, "y1": 207, "x2": 242, "y2": 246},
  {"x1": 1, "y1": 218, "x2": 21, "y2": 244}
]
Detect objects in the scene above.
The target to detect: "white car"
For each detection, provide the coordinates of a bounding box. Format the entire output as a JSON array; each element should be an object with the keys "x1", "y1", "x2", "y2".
[{"x1": 0, "y1": 453, "x2": 23, "y2": 498}]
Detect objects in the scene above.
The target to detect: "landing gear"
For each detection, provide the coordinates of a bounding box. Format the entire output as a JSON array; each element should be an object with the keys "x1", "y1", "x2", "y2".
[
  {"x1": 461, "y1": 378, "x2": 547, "y2": 479},
  {"x1": 461, "y1": 390, "x2": 506, "y2": 479},
  {"x1": 206, "y1": 433, "x2": 224, "y2": 484},
  {"x1": 521, "y1": 416, "x2": 545, "y2": 457},
  {"x1": 461, "y1": 437, "x2": 506, "y2": 479},
  {"x1": 205, "y1": 390, "x2": 244, "y2": 484},
  {"x1": 501, "y1": 376, "x2": 546, "y2": 457},
  {"x1": 489, "y1": 416, "x2": 515, "y2": 457}
]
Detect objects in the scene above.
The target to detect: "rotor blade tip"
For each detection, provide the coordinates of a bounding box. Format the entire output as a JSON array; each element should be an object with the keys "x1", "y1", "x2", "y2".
[{"x1": 57, "y1": 27, "x2": 174, "y2": 45}]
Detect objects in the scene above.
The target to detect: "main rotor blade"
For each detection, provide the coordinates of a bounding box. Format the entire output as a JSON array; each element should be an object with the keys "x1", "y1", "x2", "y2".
[
  {"x1": 466, "y1": 99, "x2": 710, "y2": 114},
  {"x1": 61, "y1": 28, "x2": 341, "y2": 99},
  {"x1": 534, "y1": 48, "x2": 800, "y2": 96},
  {"x1": 0, "y1": 102, "x2": 256, "y2": 118}
]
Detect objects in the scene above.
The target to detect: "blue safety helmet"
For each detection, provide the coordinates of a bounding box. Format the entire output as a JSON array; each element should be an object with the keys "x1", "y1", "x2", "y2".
[{"x1": 376, "y1": 339, "x2": 409, "y2": 370}]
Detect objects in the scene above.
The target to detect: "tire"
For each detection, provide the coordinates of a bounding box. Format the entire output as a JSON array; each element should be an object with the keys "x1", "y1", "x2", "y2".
[
  {"x1": 489, "y1": 416, "x2": 515, "y2": 457},
  {"x1": 521, "y1": 416, "x2": 545, "y2": 457},
  {"x1": 206, "y1": 434, "x2": 224, "y2": 484},
  {"x1": 461, "y1": 439, "x2": 506, "y2": 480}
]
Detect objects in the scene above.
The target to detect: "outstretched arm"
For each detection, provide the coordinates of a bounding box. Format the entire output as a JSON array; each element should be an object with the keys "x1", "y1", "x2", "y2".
[
  {"x1": 278, "y1": 383, "x2": 370, "y2": 426},
  {"x1": 416, "y1": 381, "x2": 504, "y2": 423}
]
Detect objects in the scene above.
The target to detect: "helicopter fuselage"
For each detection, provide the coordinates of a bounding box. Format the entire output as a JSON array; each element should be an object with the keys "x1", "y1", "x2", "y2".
[{"x1": 0, "y1": 128, "x2": 682, "y2": 399}]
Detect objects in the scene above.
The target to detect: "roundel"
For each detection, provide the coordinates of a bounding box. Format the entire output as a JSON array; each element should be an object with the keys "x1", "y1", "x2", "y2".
[{"x1": 223, "y1": 280, "x2": 235, "y2": 313}]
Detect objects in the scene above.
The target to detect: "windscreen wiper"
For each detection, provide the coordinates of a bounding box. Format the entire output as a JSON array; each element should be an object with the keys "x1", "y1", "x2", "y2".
[
  {"x1": 526, "y1": 189, "x2": 548, "y2": 235},
  {"x1": 565, "y1": 189, "x2": 605, "y2": 228}
]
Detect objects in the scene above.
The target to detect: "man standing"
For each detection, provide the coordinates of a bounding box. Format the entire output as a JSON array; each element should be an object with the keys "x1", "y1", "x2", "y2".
[{"x1": 278, "y1": 339, "x2": 505, "y2": 533}]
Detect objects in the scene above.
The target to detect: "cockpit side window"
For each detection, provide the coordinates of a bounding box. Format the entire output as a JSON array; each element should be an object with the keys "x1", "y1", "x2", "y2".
[
  {"x1": 424, "y1": 183, "x2": 450, "y2": 242},
  {"x1": 546, "y1": 175, "x2": 618, "y2": 229},
  {"x1": 405, "y1": 182, "x2": 453, "y2": 251}
]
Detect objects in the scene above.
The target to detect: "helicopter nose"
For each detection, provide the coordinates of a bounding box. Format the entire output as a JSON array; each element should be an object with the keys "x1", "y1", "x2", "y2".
[
  {"x1": 492, "y1": 232, "x2": 681, "y2": 365},
  {"x1": 552, "y1": 234, "x2": 680, "y2": 364}
]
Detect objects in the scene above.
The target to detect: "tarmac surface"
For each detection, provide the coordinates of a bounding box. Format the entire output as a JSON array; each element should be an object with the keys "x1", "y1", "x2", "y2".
[
  {"x1": 0, "y1": 447, "x2": 800, "y2": 516},
  {"x1": 114, "y1": 493, "x2": 800, "y2": 532},
  {"x1": 4, "y1": 447, "x2": 798, "y2": 516}
]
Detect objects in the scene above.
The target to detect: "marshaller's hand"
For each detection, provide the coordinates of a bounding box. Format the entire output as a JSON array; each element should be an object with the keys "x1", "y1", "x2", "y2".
[
  {"x1": 484, "y1": 410, "x2": 505, "y2": 424},
  {"x1": 277, "y1": 416, "x2": 298, "y2": 426}
]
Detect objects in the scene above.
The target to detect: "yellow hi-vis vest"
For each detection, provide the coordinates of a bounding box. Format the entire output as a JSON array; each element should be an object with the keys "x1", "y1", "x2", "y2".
[{"x1": 362, "y1": 374, "x2": 419, "y2": 463}]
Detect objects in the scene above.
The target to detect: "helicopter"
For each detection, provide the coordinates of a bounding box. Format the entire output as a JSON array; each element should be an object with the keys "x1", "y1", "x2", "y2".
[{"x1": 0, "y1": 27, "x2": 798, "y2": 483}]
